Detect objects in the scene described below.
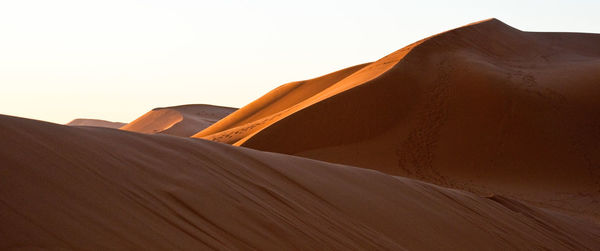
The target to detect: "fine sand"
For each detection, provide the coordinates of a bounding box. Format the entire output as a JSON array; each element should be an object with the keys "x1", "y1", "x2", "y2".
[
  {"x1": 193, "y1": 19, "x2": 600, "y2": 220},
  {"x1": 1, "y1": 114, "x2": 599, "y2": 250},
  {"x1": 121, "y1": 104, "x2": 236, "y2": 137},
  {"x1": 66, "y1": 118, "x2": 125, "y2": 128}
]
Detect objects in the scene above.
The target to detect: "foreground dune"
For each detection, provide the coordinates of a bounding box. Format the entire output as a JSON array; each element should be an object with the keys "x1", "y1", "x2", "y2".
[
  {"x1": 194, "y1": 19, "x2": 600, "y2": 220},
  {"x1": 1, "y1": 114, "x2": 599, "y2": 249},
  {"x1": 66, "y1": 118, "x2": 125, "y2": 128},
  {"x1": 121, "y1": 104, "x2": 236, "y2": 137}
]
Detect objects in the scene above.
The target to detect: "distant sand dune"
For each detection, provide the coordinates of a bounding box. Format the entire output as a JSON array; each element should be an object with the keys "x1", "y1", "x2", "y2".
[
  {"x1": 66, "y1": 118, "x2": 125, "y2": 128},
  {"x1": 121, "y1": 104, "x2": 236, "y2": 137},
  {"x1": 1, "y1": 114, "x2": 599, "y2": 249},
  {"x1": 194, "y1": 19, "x2": 600, "y2": 220}
]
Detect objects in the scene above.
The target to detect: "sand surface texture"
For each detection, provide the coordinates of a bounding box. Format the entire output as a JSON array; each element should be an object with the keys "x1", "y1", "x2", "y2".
[{"x1": 1, "y1": 114, "x2": 599, "y2": 250}]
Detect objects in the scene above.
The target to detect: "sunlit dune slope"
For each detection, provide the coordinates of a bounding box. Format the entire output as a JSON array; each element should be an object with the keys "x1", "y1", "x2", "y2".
[
  {"x1": 195, "y1": 19, "x2": 600, "y2": 219},
  {"x1": 1, "y1": 114, "x2": 599, "y2": 250},
  {"x1": 121, "y1": 104, "x2": 236, "y2": 137},
  {"x1": 192, "y1": 19, "x2": 451, "y2": 143},
  {"x1": 66, "y1": 118, "x2": 125, "y2": 128},
  {"x1": 192, "y1": 63, "x2": 370, "y2": 143}
]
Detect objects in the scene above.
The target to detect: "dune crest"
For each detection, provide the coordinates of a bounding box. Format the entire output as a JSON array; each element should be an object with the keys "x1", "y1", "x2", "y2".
[
  {"x1": 193, "y1": 19, "x2": 504, "y2": 145},
  {"x1": 194, "y1": 19, "x2": 600, "y2": 220},
  {"x1": 121, "y1": 104, "x2": 236, "y2": 137},
  {"x1": 1, "y1": 114, "x2": 599, "y2": 249},
  {"x1": 193, "y1": 63, "x2": 370, "y2": 143}
]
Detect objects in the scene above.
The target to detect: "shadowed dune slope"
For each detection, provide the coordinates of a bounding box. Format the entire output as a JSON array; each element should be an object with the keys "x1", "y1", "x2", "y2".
[
  {"x1": 1, "y1": 114, "x2": 599, "y2": 250},
  {"x1": 121, "y1": 104, "x2": 236, "y2": 137},
  {"x1": 196, "y1": 19, "x2": 600, "y2": 219},
  {"x1": 66, "y1": 118, "x2": 125, "y2": 128}
]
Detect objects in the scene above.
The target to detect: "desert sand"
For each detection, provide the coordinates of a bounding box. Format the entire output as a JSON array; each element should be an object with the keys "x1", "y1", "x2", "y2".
[
  {"x1": 121, "y1": 104, "x2": 236, "y2": 137},
  {"x1": 1, "y1": 114, "x2": 599, "y2": 250},
  {"x1": 194, "y1": 19, "x2": 600, "y2": 220},
  {"x1": 2, "y1": 18, "x2": 600, "y2": 250},
  {"x1": 66, "y1": 118, "x2": 125, "y2": 128}
]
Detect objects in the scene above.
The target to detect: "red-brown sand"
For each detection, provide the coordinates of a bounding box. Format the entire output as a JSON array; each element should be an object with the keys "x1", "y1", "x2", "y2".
[
  {"x1": 1, "y1": 114, "x2": 599, "y2": 250},
  {"x1": 66, "y1": 118, "x2": 125, "y2": 128},
  {"x1": 121, "y1": 104, "x2": 236, "y2": 137},
  {"x1": 194, "y1": 19, "x2": 600, "y2": 220}
]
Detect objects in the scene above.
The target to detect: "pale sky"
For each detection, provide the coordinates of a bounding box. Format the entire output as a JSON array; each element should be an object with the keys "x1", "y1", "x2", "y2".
[{"x1": 1, "y1": 0, "x2": 599, "y2": 124}]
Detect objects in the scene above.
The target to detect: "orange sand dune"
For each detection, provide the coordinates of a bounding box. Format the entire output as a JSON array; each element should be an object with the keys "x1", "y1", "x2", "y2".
[
  {"x1": 66, "y1": 118, "x2": 126, "y2": 128},
  {"x1": 193, "y1": 63, "x2": 370, "y2": 143},
  {"x1": 1, "y1": 114, "x2": 599, "y2": 250},
  {"x1": 195, "y1": 19, "x2": 600, "y2": 220},
  {"x1": 121, "y1": 104, "x2": 236, "y2": 137}
]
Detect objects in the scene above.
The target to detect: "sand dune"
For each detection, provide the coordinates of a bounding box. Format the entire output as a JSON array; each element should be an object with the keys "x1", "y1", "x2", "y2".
[
  {"x1": 66, "y1": 118, "x2": 125, "y2": 128},
  {"x1": 1, "y1": 114, "x2": 599, "y2": 250},
  {"x1": 193, "y1": 63, "x2": 369, "y2": 143},
  {"x1": 121, "y1": 104, "x2": 236, "y2": 137},
  {"x1": 194, "y1": 19, "x2": 600, "y2": 220}
]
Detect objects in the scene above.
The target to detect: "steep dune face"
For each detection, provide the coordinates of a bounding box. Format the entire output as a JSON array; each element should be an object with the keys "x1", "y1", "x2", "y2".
[
  {"x1": 197, "y1": 19, "x2": 600, "y2": 219},
  {"x1": 192, "y1": 22, "x2": 455, "y2": 145},
  {"x1": 193, "y1": 39, "x2": 430, "y2": 144},
  {"x1": 1, "y1": 114, "x2": 599, "y2": 250},
  {"x1": 121, "y1": 104, "x2": 236, "y2": 137},
  {"x1": 66, "y1": 118, "x2": 125, "y2": 128}
]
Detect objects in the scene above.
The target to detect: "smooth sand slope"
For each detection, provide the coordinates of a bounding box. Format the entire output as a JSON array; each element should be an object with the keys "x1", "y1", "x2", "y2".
[
  {"x1": 66, "y1": 118, "x2": 125, "y2": 128},
  {"x1": 1, "y1": 114, "x2": 599, "y2": 250},
  {"x1": 193, "y1": 63, "x2": 370, "y2": 143},
  {"x1": 194, "y1": 19, "x2": 600, "y2": 220},
  {"x1": 121, "y1": 104, "x2": 236, "y2": 137}
]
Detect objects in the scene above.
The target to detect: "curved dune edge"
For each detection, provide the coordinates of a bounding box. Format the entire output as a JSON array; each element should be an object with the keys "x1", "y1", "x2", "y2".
[
  {"x1": 1, "y1": 114, "x2": 599, "y2": 250},
  {"x1": 192, "y1": 62, "x2": 371, "y2": 143},
  {"x1": 193, "y1": 19, "x2": 500, "y2": 145},
  {"x1": 121, "y1": 104, "x2": 236, "y2": 137},
  {"x1": 195, "y1": 19, "x2": 600, "y2": 220}
]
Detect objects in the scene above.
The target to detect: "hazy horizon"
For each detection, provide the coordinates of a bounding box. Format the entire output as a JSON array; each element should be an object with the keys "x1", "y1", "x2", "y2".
[{"x1": 2, "y1": 0, "x2": 599, "y2": 124}]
